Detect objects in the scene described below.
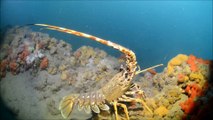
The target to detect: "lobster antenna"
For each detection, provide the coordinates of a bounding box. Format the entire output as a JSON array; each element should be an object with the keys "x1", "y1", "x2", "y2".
[{"x1": 32, "y1": 23, "x2": 138, "y2": 75}]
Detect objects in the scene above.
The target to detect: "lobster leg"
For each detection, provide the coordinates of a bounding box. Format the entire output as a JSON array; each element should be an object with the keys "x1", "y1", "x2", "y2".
[
  {"x1": 116, "y1": 102, "x2": 130, "y2": 120},
  {"x1": 112, "y1": 101, "x2": 130, "y2": 120},
  {"x1": 112, "y1": 101, "x2": 119, "y2": 120},
  {"x1": 118, "y1": 94, "x2": 153, "y2": 114}
]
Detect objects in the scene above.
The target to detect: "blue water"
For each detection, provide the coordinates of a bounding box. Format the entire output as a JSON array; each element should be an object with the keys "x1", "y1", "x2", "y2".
[{"x1": 1, "y1": 1, "x2": 212, "y2": 70}]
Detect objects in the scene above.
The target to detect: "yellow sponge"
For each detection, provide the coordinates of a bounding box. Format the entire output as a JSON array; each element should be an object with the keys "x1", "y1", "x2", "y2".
[{"x1": 167, "y1": 54, "x2": 188, "y2": 75}]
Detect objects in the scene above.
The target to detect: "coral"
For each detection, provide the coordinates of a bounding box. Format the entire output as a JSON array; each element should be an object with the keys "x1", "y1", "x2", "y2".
[
  {"x1": 26, "y1": 54, "x2": 36, "y2": 64},
  {"x1": 34, "y1": 50, "x2": 45, "y2": 59},
  {"x1": 167, "y1": 54, "x2": 188, "y2": 75},
  {"x1": 9, "y1": 60, "x2": 19, "y2": 75},
  {"x1": 40, "y1": 57, "x2": 49, "y2": 69},
  {"x1": 189, "y1": 72, "x2": 204, "y2": 81},
  {"x1": 154, "y1": 106, "x2": 169, "y2": 117},
  {"x1": 186, "y1": 55, "x2": 210, "y2": 72},
  {"x1": 73, "y1": 50, "x2": 81, "y2": 58},
  {"x1": 177, "y1": 73, "x2": 189, "y2": 83},
  {"x1": 0, "y1": 59, "x2": 8, "y2": 78},
  {"x1": 36, "y1": 41, "x2": 46, "y2": 50},
  {"x1": 196, "y1": 58, "x2": 211, "y2": 65},
  {"x1": 164, "y1": 86, "x2": 182, "y2": 104},
  {"x1": 18, "y1": 49, "x2": 30, "y2": 62},
  {"x1": 74, "y1": 46, "x2": 96, "y2": 66},
  {"x1": 182, "y1": 64, "x2": 191, "y2": 75}
]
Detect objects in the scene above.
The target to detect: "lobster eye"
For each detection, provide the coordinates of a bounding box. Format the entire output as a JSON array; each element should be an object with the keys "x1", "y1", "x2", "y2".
[{"x1": 125, "y1": 73, "x2": 128, "y2": 78}]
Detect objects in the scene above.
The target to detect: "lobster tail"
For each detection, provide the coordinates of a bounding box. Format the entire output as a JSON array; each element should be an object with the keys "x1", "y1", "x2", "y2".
[
  {"x1": 59, "y1": 95, "x2": 78, "y2": 119},
  {"x1": 58, "y1": 92, "x2": 110, "y2": 118}
]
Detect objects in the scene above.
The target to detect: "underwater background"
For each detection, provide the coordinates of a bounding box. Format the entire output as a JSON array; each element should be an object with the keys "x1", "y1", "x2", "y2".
[
  {"x1": 0, "y1": 1, "x2": 213, "y2": 120},
  {"x1": 1, "y1": 0, "x2": 212, "y2": 69}
]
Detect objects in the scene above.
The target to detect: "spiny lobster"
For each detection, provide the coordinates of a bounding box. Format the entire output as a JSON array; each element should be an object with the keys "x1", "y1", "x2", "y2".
[{"x1": 33, "y1": 24, "x2": 163, "y2": 120}]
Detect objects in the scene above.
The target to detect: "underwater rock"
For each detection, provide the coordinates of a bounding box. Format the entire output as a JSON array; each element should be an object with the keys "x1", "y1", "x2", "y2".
[
  {"x1": 74, "y1": 46, "x2": 96, "y2": 66},
  {"x1": 9, "y1": 60, "x2": 19, "y2": 75},
  {"x1": 48, "y1": 66, "x2": 57, "y2": 75},
  {"x1": 69, "y1": 56, "x2": 76, "y2": 67},
  {"x1": 49, "y1": 46, "x2": 57, "y2": 55},
  {"x1": 60, "y1": 70, "x2": 68, "y2": 81},
  {"x1": 47, "y1": 38, "x2": 57, "y2": 50},
  {"x1": 11, "y1": 35, "x2": 22, "y2": 48},
  {"x1": 50, "y1": 37, "x2": 58, "y2": 44},
  {"x1": 33, "y1": 80, "x2": 47, "y2": 92},
  {"x1": 0, "y1": 44, "x2": 10, "y2": 60},
  {"x1": 3, "y1": 32, "x2": 16, "y2": 45},
  {"x1": 58, "y1": 64, "x2": 68, "y2": 72},
  {"x1": 95, "y1": 48, "x2": 107, "y2": 58},
  {"x1": 46, "y1": 99, "x2": 60, "y2": 115},
  {"x1": 58, "y1": 40, "x2": 66, "y2": 48},
  {"x1": 42, "y1": 36, "x2": 50, "y2": 45}
]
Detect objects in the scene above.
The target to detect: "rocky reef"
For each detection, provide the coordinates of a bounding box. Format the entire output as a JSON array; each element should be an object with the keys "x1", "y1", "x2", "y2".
[
  {"x1": 107, "y1": 54, "x2": 212, "y2": 120},
  {"x1": 0, "y1": 27, "x2": 212, "y2": 120},
  {"x1": 0, "y1": 27, "x2": 120, "y2": 120}
]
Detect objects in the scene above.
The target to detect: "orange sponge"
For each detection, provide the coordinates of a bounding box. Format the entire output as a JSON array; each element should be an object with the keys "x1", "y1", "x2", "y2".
[
  {"x1": 180, "y1": 83, "x2": 202, "y2": 115},
  {"x1": 40, "y1": 57, "x2": 49, "y2": 69},
  {"x1": 187, "y1": 55, "x2": 198, "y2": 72}
]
